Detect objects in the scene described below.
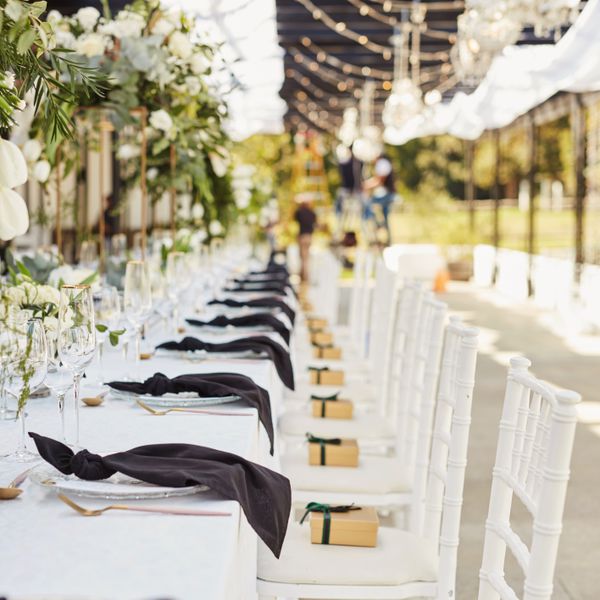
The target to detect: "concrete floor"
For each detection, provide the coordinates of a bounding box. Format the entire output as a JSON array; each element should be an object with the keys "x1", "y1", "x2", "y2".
[{"x1": 441, "y1": 284, "x2": 600, "y2": 599}]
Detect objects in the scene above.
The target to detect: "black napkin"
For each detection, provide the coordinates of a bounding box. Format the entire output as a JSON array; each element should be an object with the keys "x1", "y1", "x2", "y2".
[
  {"x1": 225, "y1": 283, "x2": 290, "y2": 295},
  {"x1": 234, "y1": 274, "x2": 289, "y2": 285},
  {"x1": 29, "y1": 432, "x2": 291, "y2": 557},
  {"x1": 108, "y1": 372, "x2": 275, "y2": 454},
  {"x1": 186, "y1": 313, "x2": 291, "y2": 345},
  {"x1": 156, "y1": 336, "x2": 295, "y2": 390},
  {"x1": 208, "y1": 297, "x2": 295, "y2": 325}
]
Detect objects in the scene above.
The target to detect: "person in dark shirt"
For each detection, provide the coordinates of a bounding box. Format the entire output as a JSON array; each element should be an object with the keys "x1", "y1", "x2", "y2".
[{"x1": 294, "y1": 199, "x2": 317, "y2": 282}]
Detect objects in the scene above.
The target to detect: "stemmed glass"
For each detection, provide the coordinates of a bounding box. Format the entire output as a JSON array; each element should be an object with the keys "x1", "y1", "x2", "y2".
[
  {"x1": 80, "y1": 240, "x2": 98, "y2": 270},
  {"x1": 165, "y1": 252, "x2": 187, "y2": 333},
  {"x1": 0, "y1": 325, "x2": 17, "y2": 420},
  {"x1": 57, "y1": 285, "x2": 97, "y2": 449},
  {"x1": 3, "y1": 318, "x2": 48, "y2": 462},
  {"x1": 151, "y1": 270, "x2": 174, "y2": 334},
  {"x1": 45, "y1": 339, "x2": 73, "y2": 445},
  {"x1": 93, "y1": 285, "x2": 121, "y2": 384},
  {"x1": 123, "y1": 261, "x2": 152, "y2": 380}
]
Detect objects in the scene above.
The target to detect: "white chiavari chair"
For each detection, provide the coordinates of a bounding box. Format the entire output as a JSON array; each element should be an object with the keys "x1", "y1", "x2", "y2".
[
  {"x1": 257, "y1": 323, "x2": 479, "y2": 599},
  {"x1": 478, "y1": 357, "x2": 581, "y2": 600}
]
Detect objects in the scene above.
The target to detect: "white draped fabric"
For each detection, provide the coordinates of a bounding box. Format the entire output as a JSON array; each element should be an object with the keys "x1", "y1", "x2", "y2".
[
  {"x1": 165, "y1": 0, "x2": 286, "y2": 141},
  {"x1": 385, "y1": 0, "x2": 600, "y2": 144}
]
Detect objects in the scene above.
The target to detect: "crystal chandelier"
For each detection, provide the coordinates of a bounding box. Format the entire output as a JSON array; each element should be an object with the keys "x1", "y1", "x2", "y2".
[
  {"x1": 352, "y1": 80, "x2": 383, "y2": 163},
  {"x1": 382, "y1": 21, "x2": 423, "y2": 130}
]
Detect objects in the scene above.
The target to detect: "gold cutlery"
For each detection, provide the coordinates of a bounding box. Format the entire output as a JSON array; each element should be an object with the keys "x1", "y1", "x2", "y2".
[
  {"x1": 57, "y1": 493, "x2": 232, "y2": 517},
  {"x1": 136, "y1": 399, "x2": 252, "y2": 417},
  {"x1": 0, "y1": 468, "x2": 31, "y2": 500}
]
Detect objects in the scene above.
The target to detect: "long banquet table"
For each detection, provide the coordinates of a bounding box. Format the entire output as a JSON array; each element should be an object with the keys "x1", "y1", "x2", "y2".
[{"x1": 0, "y1": 315, "x2": 288, "y2": 599}]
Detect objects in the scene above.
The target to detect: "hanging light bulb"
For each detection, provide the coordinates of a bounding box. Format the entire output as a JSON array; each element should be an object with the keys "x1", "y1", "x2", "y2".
[{"x1": 352, "y1": 81, "x2": 383, "y2": 163}]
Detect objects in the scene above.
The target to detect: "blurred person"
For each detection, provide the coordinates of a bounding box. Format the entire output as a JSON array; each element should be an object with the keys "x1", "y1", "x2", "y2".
[
  {"x1": 294, "y1": 197, "x2": 317, "y2": 282},
  {"x1": 363, "y1": 153, "x2": 397, "y2": 245}
]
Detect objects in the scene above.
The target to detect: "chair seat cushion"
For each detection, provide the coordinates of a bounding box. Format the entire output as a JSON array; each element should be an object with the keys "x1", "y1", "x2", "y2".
[
  {"x1": 278, "y1": 411, "x2": 394, "y2": 440},
  {"x1": 258, "y1": 522, "x2": 438, "y2": 586},
  {"x1": 282, "y1": 452, "x2": 411, "y2": 494}
]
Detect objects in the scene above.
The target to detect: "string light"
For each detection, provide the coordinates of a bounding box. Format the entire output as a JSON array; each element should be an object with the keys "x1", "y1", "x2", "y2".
[
  {"x1": 293, "y1": 0, "x2": 392, "y2": 59},
  {"x1": 370, "y1": 0, "x2": 464, "y2": 9}
]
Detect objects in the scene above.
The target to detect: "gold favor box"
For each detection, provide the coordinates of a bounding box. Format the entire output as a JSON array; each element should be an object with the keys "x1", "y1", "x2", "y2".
[
  {"x1": 310, "y1": 507, "x2": 379, "y2": 547},
  {"x1": 309, "y1": 369, "x2": 345, "y2": 386},
  {"x1": 310, "y1": 331, "x2": 333, "y2": 345},
  {"x1": 311, "y1": 398, "x2": 353, "y2": 419},
  {"x1": 313, "y1": 346, "x2": 342, "y2": 360},
  {"x1": 308, "y1": 439, "x2": 359, "y2": 467},
  {"x1": 307, "y1": 317, "x2": 328, "y2": 330}
]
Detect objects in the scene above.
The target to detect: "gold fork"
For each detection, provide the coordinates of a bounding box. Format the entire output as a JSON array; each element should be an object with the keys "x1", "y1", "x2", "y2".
[
  {"x1": 57, "y1": 494, "x2": 232, "y2": 517},
  {"x1": 136, "y1": 399, "x2": 252, "y2": 417}
]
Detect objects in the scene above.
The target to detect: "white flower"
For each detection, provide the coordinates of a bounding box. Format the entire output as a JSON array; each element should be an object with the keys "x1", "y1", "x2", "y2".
[
  {"x1": 149, "y1": 109, "x2": 173, "y2": 133},
  {"x1": 33, "y1": 160, "x2": 51, "y2": 183},
  {"x1": 116, "y1": 144, "x2": 140, "y2": 160},
  {"x1": 48, "y1": 266, "x2": 96, "y2": 288},
  {"x1": 43, "y1": 316, "x2": 59, "y2": 341},
  {"x1": 247, "y1": 213, "x2": 258, "y2": 225},
  {"x1": 209, "y1": 220, "x2": 223, "y2": 236},
  {"x1": 168, "y1": 31, "x2": 192, "y2": 59},
  {"x1": 234, "y1": 188, "x2": 251, "y2": 210},
  {"x1": 191, "y1": 203, "x2": 204, "y2": 220},
  {"x1": 193, "y1": 229, "x2": 207, "y2": 244},
  {"x1": 76, "y1": 7, "x2": 100, "y2": 32},
  {"x1": 47, "y1": 10, "x2": 63, "y2": 25},
  {"x1": 151, "y1": 17, "x2": 176, "y2": 37},
  {"x1": 184, "y1": 76, "x2": 202, "y2": 97},
  {"x1": 232, "y1": 164, "x2": 255, "y2": 179},
  {"x1": 74, "y1": 33, "x2": 106, "y2": 57},
  {"x1": 2, "y1": 71, "x2": 15, "y2": 90},
  {"x1": 0, "y1": 139, "x2": 27, "y2": 188},
  {"x1": 22, "y1": 139, "x2": 42, "y2": 163},
  {"x1": 147, "y1": 167, "x2": 159, "y2": 181},
  {"x1": 55, "y1": 29, "x2": 76, "y2": 50},
  {"x1": 209, "y1": 151, "x2": 229, "y2": 178},
  {"x1": 0, "y1": 187, "x2": 29, "y2": 241},
  {"x1": 113, "y1": 10, "x2": 146, "y2": 38},
  {"x1": 189, "y1": 52, "x2": 210, "y2": 74}
]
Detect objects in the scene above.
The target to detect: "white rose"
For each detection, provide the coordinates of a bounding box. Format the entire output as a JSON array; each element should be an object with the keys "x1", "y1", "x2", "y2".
[
  {"x1": 147, "y1": 167, "x2": 158, "y2": 181},
  {"x1": 74, "y1": 33, "x2": 106, "y2": 57},
  {"x1": 191, "y1": 203, "x2": 204, "y2": 219},
  {"x1": 116, "y1": 144, "x2": 140, "y2": 160},
  {"x1": 189, "y1": 52, "x2": 210, "y2": 74},
  {"x1": 76, "y1": 6, "x2": 100, "y2": 31},
  {"x1": 209, "y1": 220, "x2": 223, "y2": 236},
  {"x1": 168, "y1": 31, "x2": 192, "y2": 59},
  {"x1": 4, "y1": 285, "x2": 26, "y2": 306},
  {"x1": 151, "y1": 17, "x2": 176, "y2": 37},
  {"x1": 114, "y1": 11, "x2": 146, "y2": 38},
  {"x1": 22, "y1": 139, "x2": 42, "y2": 163},
  {"x1": 46, "y1": 10, "x2": 63, "y2": 25},
  {"x1": 0, "y1": 139, "x2": 27, "y2": 188},
  {"x1": 0, "y1": 187, "x2": 28, "y2": 241},
  {"x1": 33, "y1": 160, "x2": 51, "y2": 183},
  {"x1": 149, "y1": 109, "x2": 173, "y2": 133},
  {"x1": 234, "y1": 188, "x2": 251, "y2": 210},
  {"x1": 55, "y1": 29, "x2": 76, "y2": 49},
  {"x1": 43, "y1": 316, "x2": 59, "y2": 341},
  {"x1": 184, "y1": 76, "x2": 202, "y2": 97}
]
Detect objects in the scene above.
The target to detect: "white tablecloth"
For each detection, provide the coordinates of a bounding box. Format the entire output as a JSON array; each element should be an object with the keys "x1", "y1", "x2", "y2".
[{"x1": 0, "y1": 323, "x2": 284, "y2": 600}]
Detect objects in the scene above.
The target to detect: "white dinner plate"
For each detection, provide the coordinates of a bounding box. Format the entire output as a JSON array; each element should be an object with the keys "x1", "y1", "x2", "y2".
[
  {"x1": 154, "y1": 348, "x2": 265, "y2": 361},
  {"x1": 29, "y1": 464, "x2": 208, "y2": 499},
  {"x1": 109, "y1": 388, "x2": 241, "y2": 407}
]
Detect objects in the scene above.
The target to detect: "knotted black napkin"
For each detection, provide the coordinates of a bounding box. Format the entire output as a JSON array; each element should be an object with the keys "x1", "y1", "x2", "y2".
[
  {"x1": 29, "y1": 432, "x2": 291, "y2": 557},
  {"x1": 225, "y1": 283, "x2": 290, "y2": 295},
  {"x1": 234, "y1": 274, "x2": 289, "y2": 285},
  {"x1": 156, "y1": 336, "x2": 295, "y2": 390},
  {"x1": 186, "y1": 313, "x2": 291, "y2": 345},
  {"x1": 208, "y1": 297, "x2": 295, "y2": 325},
  {"x1": 108, "y1": 372, "x2": 275, "y2": 454}
]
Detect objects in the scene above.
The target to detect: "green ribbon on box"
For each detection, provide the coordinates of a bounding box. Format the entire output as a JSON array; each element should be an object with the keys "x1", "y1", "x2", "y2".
[
  {"x1": 308, "y1": 366, "x2": 330, "y2": 385},
  {"x1": 300, "y1": 502, "x2": 360, "y2": 544},
  {"x1": 306, "y1": 433, "x2": 342, "y2": 465},
  {"x1": 310, "y1": 391, "x2": 339, "y2": 417}
]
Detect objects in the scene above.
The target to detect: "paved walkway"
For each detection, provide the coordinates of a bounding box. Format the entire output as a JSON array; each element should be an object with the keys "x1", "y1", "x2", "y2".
[{"x1": 442, "y1": 283, "x2": 599, "y2": 599}]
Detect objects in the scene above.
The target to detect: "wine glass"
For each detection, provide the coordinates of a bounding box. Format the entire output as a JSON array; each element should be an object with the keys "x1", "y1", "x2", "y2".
[
  {"x1": 45, "y1": 339, "x2": 73, "y2": 445},
  {"x1": 110, "y1": 233, "x2": 127, "y2": 258},
  {"x1": 57, "y1": 285, "x2": 97, "y2": 448},
  {"x1": 151, "y1": 270, "x2": 174, "y2": 334},
  {"x1": 0, "y1": 324, "x2": 17, "y2": 420},
  {"x1": 165, "y1": 252, "x2": 187, "y2": 332},
  {"x1": 93, "y1": 285, "x2": 121, "y2": 384},
  {"x1": 123, "y1": 261, "x2": 152, "y2": 380},
  {"x1": 80, "y1": 240, "x2": 98, "y2": 270},
  {"x1": 3, "y1": 318, "x2": 48, "y2": 462}
]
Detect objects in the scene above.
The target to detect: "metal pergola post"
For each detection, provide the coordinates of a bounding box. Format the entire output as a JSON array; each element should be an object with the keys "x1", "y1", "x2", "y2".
[
  {"x1": 571, "y1": 93, "x2": 587, "y2": 284},
  {"x1": 527, "y1": 116, "x2": 538, "y2": 297}
]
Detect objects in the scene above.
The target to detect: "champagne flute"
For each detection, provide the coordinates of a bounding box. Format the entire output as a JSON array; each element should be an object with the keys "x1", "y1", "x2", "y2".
[
  {"x1": 45, "y1": 339, "x2": 73, "y2": 445},
  {"x1": 3, "y1": 318, "x2": 48, "y2": 462},
  {"x1": 123, "y1": 261, "x2": 152, "y2": 380},
  {"x1": 57, "y1": 285, "x2": 97, "y2": 448},
  {"x1": 93, "y1": 285, "x2": 121, "y2": 384},
  {"x1": 80, "y1": 240, "x2": 98, "y2": 270},
  {"x1": 165, "y1": 252, "x2": 186, "y2": 332}
]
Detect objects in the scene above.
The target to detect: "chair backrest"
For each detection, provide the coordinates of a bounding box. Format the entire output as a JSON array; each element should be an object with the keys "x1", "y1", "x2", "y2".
[
  {"x1": 478, "y1": 358, "x2": 581, "y2": 600},
  {"x1": 421, "y1": 320, "x2": 479, "y2": 599},
  {"x1": 347, "y1": 248, "x2": 366, "y2": 331},
  {"x1": 356, "y1": 251, "x2": 376, "y2": 356}
]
